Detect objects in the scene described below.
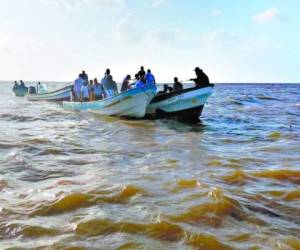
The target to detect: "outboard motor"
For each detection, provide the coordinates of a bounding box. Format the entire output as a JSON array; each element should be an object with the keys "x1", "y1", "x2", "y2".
[{"x1": 28, "y1": 86, "x2": 36, "y2": 94}]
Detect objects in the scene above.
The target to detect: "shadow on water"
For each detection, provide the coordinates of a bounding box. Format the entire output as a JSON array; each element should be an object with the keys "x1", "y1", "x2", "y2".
[{"x1": 156, "y1": 118, "x2": 207, "y2": 133}]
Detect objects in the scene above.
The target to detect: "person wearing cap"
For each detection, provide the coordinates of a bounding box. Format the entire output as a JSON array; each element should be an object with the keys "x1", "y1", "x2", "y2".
[
  {"x1": 173, "y1": 77, "x2": 183, "y2": 91},
  {"x1": 190, "y1": 67, "x2": 210, "y2": 88}
]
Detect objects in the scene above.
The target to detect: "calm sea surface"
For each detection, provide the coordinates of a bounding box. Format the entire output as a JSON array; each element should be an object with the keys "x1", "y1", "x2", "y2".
[{"x1": 0, "y1": 83, "x2": 300, "y2": 250}]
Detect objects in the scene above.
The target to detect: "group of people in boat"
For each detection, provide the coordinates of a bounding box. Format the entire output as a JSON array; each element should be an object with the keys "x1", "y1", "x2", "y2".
[
  {"x1": 71, "y1": 66, "x2": 211, "y2": 102},
  {"x1": 71, "y1": 66, "x2": 157, "y2": 102},
  {"x1": 13, "y1": 80, "x2": 26, "y2": 88},
  {"x1": 14, "y1": 80, "x2": 46, "y2": 94}
]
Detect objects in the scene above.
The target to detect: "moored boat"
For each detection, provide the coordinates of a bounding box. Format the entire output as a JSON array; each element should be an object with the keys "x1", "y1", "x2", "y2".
[
  {"x1": 146, "y1": 85, "x2": 214, "y2": 121},
  {"x1": 27, "y1": 85, "x2": 72, "y2": 101},
  {"x1": 63, "y1": 85, "x2": 157, "y2": 118}
]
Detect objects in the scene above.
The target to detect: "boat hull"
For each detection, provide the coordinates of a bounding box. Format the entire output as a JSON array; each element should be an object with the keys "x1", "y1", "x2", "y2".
[
  {"x1": 27, "y1": 85, "x2": 72, "y2": 101},
  {"x1": 63, "y1": 85, "x2": 157, "y2": 119},
  {"x1": 13, "y1": 87, "x2": 28, "y2": 97},
  {"x1": 146, "y1": 86, "x2": 213, "y2": 121}
]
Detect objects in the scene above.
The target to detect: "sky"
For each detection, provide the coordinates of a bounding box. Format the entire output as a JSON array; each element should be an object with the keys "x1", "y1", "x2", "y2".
[{"x1": 0, "y1": 0, "x2": 299, "y2": 83}]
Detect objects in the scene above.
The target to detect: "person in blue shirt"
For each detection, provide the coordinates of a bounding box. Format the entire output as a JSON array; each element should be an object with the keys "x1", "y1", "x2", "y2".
[
  {"x1": 92, "y1": 78, "x2": 104, "y2": 100},
  {"x1": 146, "y1": 69, "x2": 156, "y2": 85},
  {"x1": 134, "y1": 74, "x2": 145, "y2": 89}
]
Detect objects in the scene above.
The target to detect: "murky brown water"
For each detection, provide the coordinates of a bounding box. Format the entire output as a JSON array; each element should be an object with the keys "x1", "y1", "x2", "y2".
[{"x1": 0, "y1": 83, "x2": 299, "y2": 249}]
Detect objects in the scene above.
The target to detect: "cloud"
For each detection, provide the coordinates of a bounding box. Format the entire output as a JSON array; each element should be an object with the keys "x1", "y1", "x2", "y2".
[
  {"x1": 40, "y1": 0, "x2": 125, "y2": 10},
  {"x1": 212, "y1": 9, "x2": 222, "y2": 17},
  {"x1": 112, "y1": 12, "x2": 145, "y2": 42},
  {"x1": 253, "y1": 8, "x2": 286, "y2": 24},
  {"x1": 152, "y1": 0, "x2": 166, "y2": 7}
]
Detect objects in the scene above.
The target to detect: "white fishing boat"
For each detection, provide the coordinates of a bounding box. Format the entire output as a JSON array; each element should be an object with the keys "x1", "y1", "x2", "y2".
[
  {"x1": 63, "y1": 85, "x2": 157, "y2": 118},
  {"x1": 146, "y1": 85, "x2": 214, "y2": 121},
  {"x1": 27, "y1": 85, "x2": 72, "y2": 101}
]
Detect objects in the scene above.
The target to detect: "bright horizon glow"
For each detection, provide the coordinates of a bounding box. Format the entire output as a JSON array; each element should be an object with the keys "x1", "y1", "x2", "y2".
[{"x1": 0, "y1": 0, "x2": 299, "y2": 83}]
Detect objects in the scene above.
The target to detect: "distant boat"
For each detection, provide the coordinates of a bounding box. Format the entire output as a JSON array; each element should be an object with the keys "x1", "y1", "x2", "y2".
[
  {"x1": 63, "y1": 85, "x2": 157, "y2": 119},
  {"x1": 27, "y1": 85, "x2": 72, "y2": 101},
  {"x1": 12, "y1": 85, "x2": 28, "y2": 97},
  {"x1": 146, "y1": 85, "x2": 214, "y2": 121}
]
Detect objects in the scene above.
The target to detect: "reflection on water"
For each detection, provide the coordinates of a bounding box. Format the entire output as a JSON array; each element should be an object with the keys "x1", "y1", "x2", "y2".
[{"x1": 0, "y1": 83, "x2": 299, "y2": 249}]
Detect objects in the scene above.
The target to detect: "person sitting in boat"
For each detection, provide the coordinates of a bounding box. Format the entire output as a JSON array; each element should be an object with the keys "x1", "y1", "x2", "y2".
[
  {"x1": 158, "y1": 84, "x2": 173, "y2": 94},
  {"x1": 173, "y1": 77, "x2": 183, "y2": 91},
  {"x1": 14, "y1": 81, "x2": 19, "y2": 88},
  {"x1": 81, "y1": 81, "x2": 90, "y2": 102},
  {"x1": 20, "y1": 80, "x2": 25, "y2": 87},
  {"x1": 92, "y1": 78, "x2": 104, "y2": 100},
  {"x1": 101, "y1": 69, "x2": 118, "y2": 98},
  {"x1": 121, "y1": 75, "x2": 132, "y2": 92},
  {"x1": 146, "y1": 69, "x2": 156, "y2": 85},
  {"x1": 74, "y1": 74, "x2": 84, "y2": 101},
  {"x1": 190, "y1": 67, "x2": 210, "y2": 88}
]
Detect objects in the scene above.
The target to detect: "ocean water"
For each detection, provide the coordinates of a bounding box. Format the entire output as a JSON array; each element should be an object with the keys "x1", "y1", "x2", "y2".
[{"x1": 0, "y1": 82, "x2": 299, "y2": 250}]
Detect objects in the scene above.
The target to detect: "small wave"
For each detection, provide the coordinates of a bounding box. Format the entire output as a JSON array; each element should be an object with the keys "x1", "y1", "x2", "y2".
[
  {"x1": 252, "y1": 169, "x2": 300, "y2": 184},
  {"x1": 256, "y1": 95, "x2": 280, "y2": 101},
  {"x1": 222, "y1": 170, "x2": 252, "y2": 185},
  {"x1": 37, "y1": 147, "x2": 68, "y2": 156},
  {"x1": 31, "y1": 185, "x2": 145, "y2": 216},
  {"x1": 0, "y1": 113, "x2": 39, "y2": 122},
  {"x1": 169, "y1": 188, "x2": 246, "y2": 227},
  {"x1": 0, "y1": 223, "x2": 60, "y2": 240}
]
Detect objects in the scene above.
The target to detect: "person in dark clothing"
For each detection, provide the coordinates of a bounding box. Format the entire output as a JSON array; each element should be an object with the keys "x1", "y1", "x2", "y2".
[
  {"x1": 190, "y1": 67, "x2": 210, "y2": 88},
  {"x1": 81, "y1": 70, "x2": 89, "y2": 81},
  {"x1": 138, "y1": 66, "x2": 146, "y2": 79},
  {"x1": 158, "y1": 84, "x2": 173, "y2": 95},
  {"x1": 173, "y1": 77, "x2": 183, "y2": 91},
  {"x1": 121, "y1": 75, "x2": 131, "y2": 92}
]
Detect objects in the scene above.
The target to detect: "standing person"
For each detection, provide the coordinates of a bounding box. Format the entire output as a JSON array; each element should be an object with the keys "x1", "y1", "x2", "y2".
[
  {"x1": 81, "y1": 70, "x2": 89, "y2": 81},
  {"x1": 92, "y1": 78, "x2": 104, "y2": 100},
  {"x1": 190, "y1": 67, "x2": 210, "y2": 88},
  {"x1": 137, "y1": 66, "x2": 146, "y2": 79},
  {"x1": 89, "y1": 79, "x2": 94, "y2": 101},
  {"x1": 145, "y1": 69, "x2": 156, "y2": 85},
  {"x1": 173, "y1": 77, "x2": 183, "y2": 91},
  {"x1": 81, "y1": 81, "x2": 90, "y2": 102},
  {"x1": 73, "y1": 74, "x2": 84, "y2": 101},
  {"x1": 121, "y1": 75, "x2": 131, "y2": 92},
  {"x1": 101, "y1": 69, "x2": 118, "y2": 97},
  {"x1": 36, "y1": 82, "x2": 41, "y2": 93}
]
